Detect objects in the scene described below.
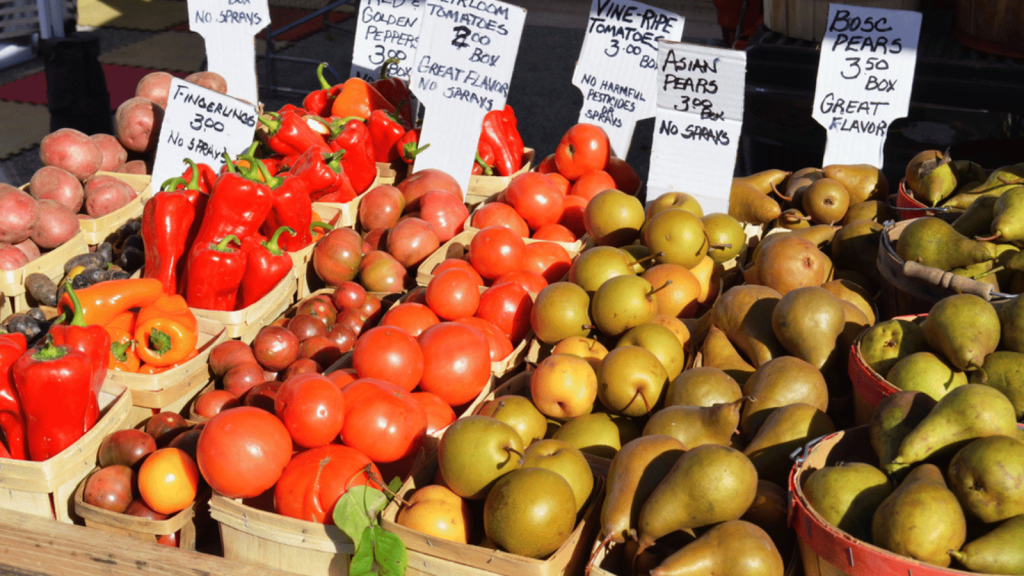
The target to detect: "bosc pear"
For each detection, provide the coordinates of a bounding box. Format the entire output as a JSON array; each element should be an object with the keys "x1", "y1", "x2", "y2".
[
  {"x1": 650, "y1": 520, "x2": 784, "y2": 576},
  {"x1": 711, "y1": 285, "x2": 786, "y2": 368},
  {"x1": 869, "y1": 391, "x2": 937, "y2": 472},
  {"x1": 771, "y1": 286, "x2": 846, "y2": 370},
  {"x1": 740, "y1": 356, "x2": 829, "y2": 436},
  {"x1": 947, "y1": 435, "x2": 1024, "y2": 524},
  {"x1": 665, "y1": 366, "x2": 743, "y2": 408},
  {"x1": 599, "y1": 435, "x2": 686, "y2": 544},
  {"x1": 949, "y1": 515, "x2": 1024, "y2": 574},
  {"x1": 743, "y1": 403, "x2": 835, "y2": 486},
  {"x1": 701, "y1": 325, "x2": 757, "y2": 384},
  {"x1": 642, "y1": 399, "x2": 744, "y2": 449}
]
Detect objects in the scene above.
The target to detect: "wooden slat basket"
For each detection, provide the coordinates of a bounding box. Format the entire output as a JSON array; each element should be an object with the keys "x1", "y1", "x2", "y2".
[
  {"x1": 465, "y1": 148, "x2": 535, "y2": 207},
  {"x1": 73, "y1": 482, "x2": 208, "y2": 550},
  {"x1": 190, "y1": 273, "x2": 298, "y2": 343},
  {"x1": 77, "y1": 172, "x2": 149, "y2": 246},
  {"x1": 0, "y1": 230, "x2": 87, "y2": 317}
]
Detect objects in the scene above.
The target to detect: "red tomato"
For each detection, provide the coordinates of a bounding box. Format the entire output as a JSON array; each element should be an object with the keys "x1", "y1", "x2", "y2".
[
  {"x1": 417, "y1": 323, "x2": 491, "y2": 406},
  {"x1": 432, "y1": 258, "x2": 484, "y2": 286},
  {"x1": 326, "y1": 368, "x2": 358, "y2": 388},
  {"x1": 469, "y1": 226, "x2": 525, "y2": 280},
  {"x1": 555, "y1": 123, "x2": 610, "y2": 180},
  {"x1": 569, "y1": 170, "x2": 617, "y2": 202},
  {"x1": 470, "y1": 202, "x2": 530, "y2": 238},
  {"x1": 380, "y1": 302, "x2": 440, "y2": 337},
  {"x1": 558, "y1": 195, "x2": 589, "y2": 238},
  {"x1": 341, "y1": 379, "x2": 427, "y2": 463},
  {"x1": 243, "y1": 381, "x2": 282, "y2": 413},
  {"x1": 536, "y1": 153, "x2": 558, "y2": 174},
  {"x1": 351, "y1": 326, "x2": 424, "y2": 391},
  {"x1": 419, "y1": 190, "x2": 470, "y2": 243},
  {"x1": 274, "y1": 445, "x2": 381, "y2": 524},
  {"x1": 532, "y1": 224, "x2": 577, "y2": 243},
  {"x1": 274, "y1": 374, "x2": 345, "y2": 448},
  {"x1": 523, "y1": 241, "x2": 573, "y2": 284},
  {"x1": 426, "y1": 269, "x2": 481, "y2": 321},
  {"x1": 193, "y1": 390, "x2": 241, "y2": 420},
  {"x1": 504, "y1": 172, "x2": 564, "y2": 231},
  {"x1": 455, "y1": 317, "x2": 515, "y2": 362},
  {"x1": 196, "y1": 407, "x2": 292, "y2": 499},
  {"x1": 605, "y1": 156, "x2": 641, "y2": 195},
  {"x1": 405, "y1": 286, "x2": 428, "y2": 304},
  {"x1": 332, "y1": 282, "x2": 367, "y2": 311},
  {"x1": 475, "y1": 282, "x2": 533, "y2": 344},
  {"x1": 411, "y1": 392, "x2": 458, "y2": 435},
  {"x1": 494, "y1": 271, "x2": 548, "y2": 295},
  {"x1": 546, "y1": 173, "x2": 571, "y2": 196}
]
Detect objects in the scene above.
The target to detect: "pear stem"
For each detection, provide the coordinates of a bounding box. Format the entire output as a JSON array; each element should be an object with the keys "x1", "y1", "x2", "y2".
[
  {"x1": 770, "y1": 181, "x2": 794, "y2": 201},
  {"x1": 972, "y1": 365, "x2": 988, "y2": 384},
  {"x1": 974, "y1": 266, "x2": 1003, "y2": 279},
  {"x1": 585, "y1": 532, "x2": 617, "y2": 576},
  {"x1": 361, "y1": 465, "x2": 412, "y2": 507},
  {"x1": 708, "y1": 243, "x2": 733, "y2": 251},
  {"x1": 646, "y1": 280, "x2": 673, "y2": 300},
  {"x1": 626, "y1": 252, "x2": 661, "y2": 268},
  {"x1": 581, "y1": 324, "x2": 597, "y2": 331},
  {"x1": 504, "y1": 445, "x2": 525, "y2": 466},
  {"x1": 976, "y1": 232, "x2": 1002, "y2": 242}
]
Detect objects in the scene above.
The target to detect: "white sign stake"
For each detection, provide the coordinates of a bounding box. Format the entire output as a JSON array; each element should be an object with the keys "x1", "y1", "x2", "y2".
[
  {"x1": 351, "y1": 0, "x2": 425, "y2": 82},
  {"x1": 151, "y1": 78, "x2": 260, "y2": 190},
  {"x1": 812, "y1": 3, "x2": 922, "y2": 167},
  {"x1": 187, "y1": 0, "x2": 271, "y2": 106},
  {"x1": 648, "y1": 40, "x2": 746, "y2": 215},
  {"x1": 573, "y1": 0, "x2": 684, "y2": 158},
  {"x1": 410, "y1": 0, "x2": 526, "y2": 193}
]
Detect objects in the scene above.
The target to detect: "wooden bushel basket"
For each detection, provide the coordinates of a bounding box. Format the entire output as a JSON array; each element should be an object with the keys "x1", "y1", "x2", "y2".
[
  {"x1": 0, "y1": 230, "x2": 88, "y2": 318},
  {"x1": 74, "y1": 483, "x2": 208, "y2": 550},
  {"x1": 190, "y1": 272, "x2": 298, "y2": 343}
]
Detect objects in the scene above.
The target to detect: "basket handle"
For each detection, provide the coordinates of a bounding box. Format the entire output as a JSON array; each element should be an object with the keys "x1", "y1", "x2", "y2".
[{"x1": 901, "y1": 261, "x2": 997, "y2": 299}]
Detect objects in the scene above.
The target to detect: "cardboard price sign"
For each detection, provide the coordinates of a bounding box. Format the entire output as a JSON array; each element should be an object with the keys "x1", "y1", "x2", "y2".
[
  {"x1": 647, "y1": 40, "x2": 746, "y2": 215},
  {"x1": 351, "y1": 0, "x2": 425, "y2": 82},
  {"x1": 812, "y1": 3, "x2": 922, "y2": 167},
  {"x1": 410, "y1": 0, "x2": 526, "y2": 193},
  {"x1": 572, "y1": 0, "x2": 684, "y2": 158},
  {"x1": 151, "y1": 78, "x2": 259, "y2": 189},
  {"x1": 187, "y1": 0, "x2": 270, "y2": 106}
]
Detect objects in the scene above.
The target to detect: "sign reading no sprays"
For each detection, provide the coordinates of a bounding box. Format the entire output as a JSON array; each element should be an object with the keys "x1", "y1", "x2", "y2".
[
  {"x1": 187, "y1": 0, "x2": 270, "y2": 106},
  {"x1": 410, "y1": 0, "x2": 526, "y2": 193}
]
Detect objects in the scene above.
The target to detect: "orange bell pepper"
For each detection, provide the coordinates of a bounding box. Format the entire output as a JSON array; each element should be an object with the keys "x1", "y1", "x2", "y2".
[
  {"x1": 137, "y1": 349, "x2": 199, "y2": 374},
  {"x1": 330, "y1": 78, "x2": 394, "y2": 120},
  {"x1": 57, "y1": 279, "x2": 164, "y2": 327},
  {"x1": 105, "y1": 327, "x2": 140, "y2": 373},
  {"x1": 105, "y1": 311, "x2": 137, "y2": 335},
  {"x1": 134, "y1": 295, "x2": 199, "y2": 367}
]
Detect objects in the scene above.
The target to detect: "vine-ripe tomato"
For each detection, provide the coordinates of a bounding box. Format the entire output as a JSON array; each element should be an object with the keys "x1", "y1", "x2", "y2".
[
  {"x1": 555, "y1": 123, "x2": 610, "y2": 180},
  {"x1": 411, "y1": 392, "x2": 457, "y2": 435},
  {"x1": 546, "y1": 173, "x2": 571, "y2": 196},
  {"x1": 341, "y1": 379, "x2": 427, "y2": 463},
  {"x1": 469, "y1": 226, "x2": 525, "y2": 280},
  {"x1": 523, "y1": 241, "x2": 573, "y2": 284},
  {"x1": 493, "y1": 271, "x2": 548, "y2": 295},
  {"x1": 532, "y1": 224, "x2": 577, "y2": 243},
  {"x1": 431, "y1": 258, "x2": 484, "y2": 287},
  {"x1": 470, "y1": 202, "x2": 530, "y2": 238},
  {"x1": 504, "y1": 172, "x2": 564, "y2": 231},
  {"x1": 454, "y1": 317, "x2": 514, "y2": 362},
  {"x1": 426, "y1": 269, "x2": 481, "y2": 320},
  {"x1": 274, "y1": 374, "x2": 346, "y2": 448},
  {"x1": 196, "y1": 407, "x2": 292, "y2": 499},
  {"x1": 379, "y1": 302, "x2": 440, "y2": 338},
  {"x1": 559, "y1": 195, "x2": 589, "y2": 238},
  {"x1": 351, "y1": 326, "x2": 424, "y2": 391},
  {"x1": 569, "y1": 170, "x2": 617, "y2": 202},
  {"x1": 418, "y1": 322, "x2": 492, "y2": 406},
  {"x1": 326, "y1": 368, "x2": 358, "y2": 388},
  {"x1": 274, "y1": 445, "x2": 381, "y2": 524},
  {"x1": 536, "y1": 153, "x2": 558, "y2": 174},
  {"x1": 332, "y1": 282, "x2": 367, "y2": 311},
  {"x1": 605, "y1": 156, "x2": 641, "y2": 195},
  {"x1": 475, "y1": 282, "x2": 533, "y2": 344}
]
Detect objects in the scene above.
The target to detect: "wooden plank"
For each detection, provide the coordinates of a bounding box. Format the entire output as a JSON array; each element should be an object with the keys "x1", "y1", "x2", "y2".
[{"x1": 0, "y1": 507, "x2": 295, "y2": 576}]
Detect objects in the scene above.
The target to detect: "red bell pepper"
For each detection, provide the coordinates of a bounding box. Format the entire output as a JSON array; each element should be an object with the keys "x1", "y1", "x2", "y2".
[
  {"x1": 181, "y1": 159, "x2": 218, "y2": 198},
  {"x1": 480, "y1": 109, "x2": 519, "y2": 177},
  {"x1": 287, "y1": 148, "x2": 357, "y2": 206},
  {"x1": 49, "y1": 281, "x2": 110, "y2": 431},
  {"x1": 251, "y1": 159, "x2": 313, "y2": 251},
  {"x1": 278, "y1": 103, "x2": 308, "y2": 117},
  {"x1": 368, "y1": 109, "x2": 408, "y2": 164},
  {"x1": 142, "y1": 188, "x2": 195, "y2": 296},
  {"x1": 238, "y1": 226, "x2": 295, "y2": 308},
  {"x1": 397, "y1": 128, "x2": 428, "y2": 165},
  {"x1": 473, "y1": 141, "x2": 495, "y2": 176},
  {"x1": 330, "y1": 78, "x2": 395, "y2": 120},
  {"x1": 500, "y1": 105, "x2": 524, "y2": 169},
  {"x1": 13, "y1": 337, "x2": 93, "y2": 461},
  {"x1": 329, "y1": 119, "x2": 377, "y2": 194},
  {"x1": 374, "y1": 58, "x2": 414, "y2": 126},
  {"x1": 188, "y1": 155, "x2": 275, "y2": 265},
  {"x1": 186, "y1": 235, "x2": 247, "y2": 311},
  {"x1": 0, "y1": 333, "x2": 27, "y2": 460},
  {"x1": 259, "y1": 111, "x2": 332, "y2": 157},
  {"x1": 303, "y1": 62, "x2": 342, "y2": 117}
]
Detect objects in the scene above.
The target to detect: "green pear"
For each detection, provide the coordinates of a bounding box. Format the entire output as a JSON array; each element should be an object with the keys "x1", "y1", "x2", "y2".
[
  {"x1": 951, "y1": 196, "x2": 999, "y2": 239},
  {"x1": 483, "y1": 468, "x2": 576, "y2": 558},
  {"x1": 642, "y1": 399, "x2": 744, "y2": 449},
  {"x1": 949, "y1": 515, "x2": 1024, "y2": 574},
  {"x1": 618, "y1": 323, "x2": 686, "y2": 379},
  {"x1": 740, "y1": 356, "x2": 829, "y2": 437},
  {"x1": 650, "y1": 520, "x2": 784, "y2": 576},
  {"x1": 530, "y1": 282, "x2": 592, "y2": 345},
  {"x1": 743, "y1": 403, "x2": 835, "y2": 486},
  {"x1": 702, "y1": 213, "x2": 745, "y2": 264},
  {"x1": 665, "y1": 366, "x2": 743, "y2": 408},
  {"x1": 522, "y1": 439, "x2": 594, "y2": 513},
  {"x1": 552, "y1": 412, "x2": 639, "y2": 460},
  {"x1": 905, "y1": 150, "x2": 943, "y2": 194},
  {"x1": 948, "y1": 435, "x2": 1024, "y2": 524},
  {"x1": 597, "y1": 345, "x2": 668, "y2": 417},
  {"x1": 969, "y1": 350, "x2": 1024, "y2": 419},
  {"x1": 802, "y1": 462, "x2": 892, "y2": 542},
  {"x1": 895, "y1": 217, "x2": 998, "y2": 271},
  {"x1": 859, "y1": 318, "x2": 930, "y2": 377},
  {"x1": 584, "y1": 189, "x2": 645, "y2": 246},
  {"x1": 599, "y1": 435, "x2": 686, "y2": 544},
  {"x1": 988, "y1": 187, "x2": 1024, "y2": 242},
  {"x1": 871, "y1": 464, "x2": 966, "y2": 567},
  {"x1": 439, "y1": 416, "x2": 524, "y2": 500},
  {"x1": 711, "y1": 284, "x2": 786, "y2": 368},
  {"x1": 701, "y1": 325, "x2": 756, "y2": 384},
  {"x1": 591, "y1": 275, "x2": 659, "y2": 337},
  {"x1": 917, "y1": 160, "x2": 958, "y2": 206},
  {"x1": 568, "y1": 246, "x2": 634, "y2": 294},
  {"x1": 869, "y1": 391, "x2": 937, "y2": 472},
  {"x1": 771, "y1": 286, "x2": 846, "y2": 370},
  {"x1": 885, "y1": 352, "x2": 967, "y2": 401},
  {"x1": 996, "y1": 296, "x2": 1024, "y2": 354},
  {"x1": 477, "y1": 395, "x2": 548, "y2": 448},
  {"x1": 922, "y1": 294, "x2": 1000, "y2": 371}
]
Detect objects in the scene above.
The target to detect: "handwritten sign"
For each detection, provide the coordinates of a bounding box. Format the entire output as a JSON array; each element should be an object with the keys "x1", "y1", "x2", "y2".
[
  {"x1": 572, "y1": 0, "x2": 684, "y2": 158},
  {"x1": 410, "y1": 0, "x2": 526, "y2": 192},
  {"x1": 812, "y1": 3, "x2": 921, "y2": 167},
  {"x1": 151, "y1": 78, "x2": 259, "y2": 190},
  {"x1": 351, "y1": 0, "x2": 424, "y2": 82},
  {"x1": 647, "y1": 40, "x2": 745, "y2": 215},
  {"x1": 188, "y1": 0, "x2": 271, "y2": 106}
]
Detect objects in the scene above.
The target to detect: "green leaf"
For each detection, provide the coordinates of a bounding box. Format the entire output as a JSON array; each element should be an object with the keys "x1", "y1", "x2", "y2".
[
  {"x1": 387, "y1": 476, "x2": 403, "y2": 501},
  {"x1": 350, "y1": 526, "x2": 408, "y2": 576},
  {"x1": 332, "y1": 486, "x2": 389, "y2": 554}
]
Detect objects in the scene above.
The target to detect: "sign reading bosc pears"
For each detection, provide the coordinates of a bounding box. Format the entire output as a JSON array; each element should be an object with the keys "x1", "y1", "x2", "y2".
[
  {"x1": 410, "y1": 0, "x2": 526, "y2": 193},
  {"x1": 151, "y1": 78, "x2": 259, "y2": 191},
  {"x1": 187, "y1": 0, "x2": 270, "y2": 106},
  {"x1": 573, "y1": 0, "x2": 684, "y2": 158},
  {"x1": 812, "y1": 3, "x2": 922, "y2": 167},
  {"x1": 351, "y1": 0, "x2": 425, "y2": 82},
  {"x1": 647, "y1": 40, "x2": 746, "y2": 215}
]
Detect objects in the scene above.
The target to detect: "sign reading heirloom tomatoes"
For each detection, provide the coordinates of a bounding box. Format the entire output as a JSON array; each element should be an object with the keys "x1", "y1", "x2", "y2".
[
  {"x1": 812, "y1": 3, "x2": 921, "y2": 167},
  {"x1": 572, "y1": 0, "x2": 684, "y2": 158},
  {"x1": 410, "y1": 0, "x2": 526, "y2": 192},
  {"x1": 151, "y1": 78, "x2": 259, "y2": 190},
  {"x1": 187, "y1": 0, "x2": 270, "y2": 106},
  {"x1": 647, "y1": 40, "x2": 745, "y2": 215},
  {"x1": 351, "y1": 0, "x2": 425, "y2": 81}
]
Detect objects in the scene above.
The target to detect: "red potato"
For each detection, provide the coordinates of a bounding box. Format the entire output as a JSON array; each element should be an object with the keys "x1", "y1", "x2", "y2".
[
  {"x1": 84, "y1": 175, "x2": 136, "y2": 217},
  {"x1": 31, "y1": 199, "x2": 80, "y2": 249},
  {"x1": 0, "y1": 243, "x2": 29, "y2": 270},
  {"x1": 28, "y1": 166, "x2": 84, "y2": 212},
  {"x1": 90, "y1": 134, "x2": 128, "y2": 172},
  {"x1": 119, "y1": 160, "x2": 149, "y2": 175},
  {"x1": 13, "y1": 238, "x2": 39, "y2": 262},
  {"x1": 39, "y1": 128, "x2": 103, "y2": 181},
  {"x1": 135, "y1": 71, "x2": 175, "y2": 108},
  {"x1": 0, "y1": 185, "x2": 40, "y2": 244},
  {"x1": 185, "y1": 71, "x2": 228, "y2": 94},
  {"x1": 115, "y1": 97, "x2": 164, "y2": 154}
]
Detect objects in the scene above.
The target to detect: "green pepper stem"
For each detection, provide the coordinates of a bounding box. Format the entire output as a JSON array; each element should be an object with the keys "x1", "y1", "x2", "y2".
[
  {"x1": 149, "y1": 328, "x2": 172, "y2": 356},
  {"x1": 64, "y1": 280, "x2": 87, "y2": 327},
  {"x1": 111, "y1": 340, "x2": 133, "y2": 362},
  {"x1": 248, "y1": 156, "x2": 282, "y2": 189},
  {"x1": 160, "y1": 177, "x2": 189, "y2": 192},
  {"x1": 212, "y1": 235, "x2": 241, "y2": 252},
  {"x1": 184, "y1": 158, "x2": 201, "y2": 190},
  {"x1": 32, "y1": 336, "x2": 67, "y2": 361},
  {"x1": 475, "y1": 152, "x2": 493, "y2": 176},
  {"x1": 264, "y1": 226, "x2": 295, "y2": 256},
  {"x1": 310, "y1": 222, "x2": 334, "y2": 234},
  {"x1": 257, "y1": 113, "x2": 281, "y2": 134},
  {"x1": 316, "y1": 62, "x2": 332, "y2": 90},
  {"x1": 222, "y1": 152, "x2": 237, "y2": 174},
  {"x1": 404, "y1": 142, "x2": 429, "y2": 160},
  {"x1": 379, "y1": 57, "x2": 402, "y2": 80}
]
